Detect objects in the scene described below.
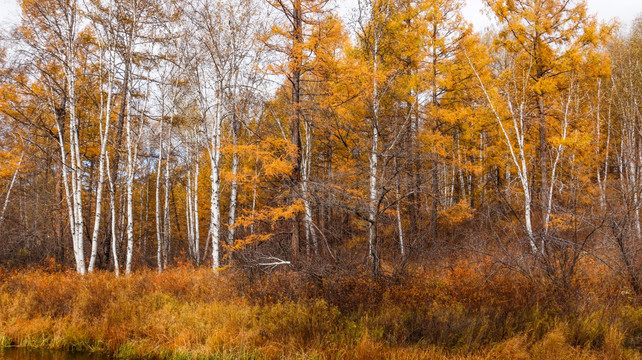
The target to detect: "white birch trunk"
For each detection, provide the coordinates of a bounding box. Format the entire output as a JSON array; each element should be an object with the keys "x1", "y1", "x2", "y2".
[
  {"x1": 124, "y1": 82, "x2": 149, "y2": 274},
  {"x1": 302, "y1": 120, "x2": 318, "y2": 256},
  {"x1": 106, "y1": 155, "x2": 120, "y2": 276},
  {"x1": 186, "y1": 170, "x2": 194, "y2": 259},
  {"x1": 162, "y1": 124, "x2": 172, "y2": 269},
  {"x1": 368, "y1": 124, "x2": 379, "y2": 270},
  {"x1": 193, "y1": 162, "x2": 200, "y2": 264},
  {"x1": 250, "y1": 156, "x2": 259, "y2": 235},
  {"x1": 365, "y1": 0, "x2": 389, "y2": 274},
  {"x1": 227, "y1": 121, "x2": 239, "y2": 246},
  {"x1": 394, "y1": 158, "x2": 404, "y2": 257},
  {"x1": 631, "y1": 160, "x2": 641, "y2": 240},
  {"x1": 125, "y1": 102, "x2": 135, "y2": 274},
  {"x1": 155, "y1": 120, "x2": 164, "y2": 272},
  {"x1": 595, "y1": 78, "x2": 606, "y2": 210},
  {"x1": 599, "y1": 81, "x2": 613, "y2": 212},
  {"x1": 188, "y1": 174, "x2": 193, "y2": 250},
  {"x1": 67, "y1": 58, "x2": 86, "y2": 275},
  {"x1": 0, "y1": 154, "x2": 23, "y2": 232},
  {"x1": 209, "y1": 102, "x2": 222, "y2": 270},
  {"x1": 543, "y1": 82, "x2": 572, "y2": 235},
  {"x1": 466, "y1": 51, "x2": 537, "y2": 252},
  {"x1": 88, "y1": 48, "x2": 115, "y2": 273},
  {"x1": 186, "y1": 160, "x2": 200, "y2": 264},
  {"x1": 368, "y1": 47, "x2": 379, "y2": 273}
]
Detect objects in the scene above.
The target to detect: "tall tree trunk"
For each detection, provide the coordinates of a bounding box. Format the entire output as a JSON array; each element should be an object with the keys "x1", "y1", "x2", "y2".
[
  {"x1": 186, "y1": 171, "x2": 194, "y2": 259},
  {"x1": 289, "y1": 0, "x2": 303, "y2": 264},
  {"x1": 55, "y1": 51, "x2": 86, "y2": 275},
  {"x1": 186, "y1": 160, "x2": 200, "y2": 265},
  {"x1": 104, "y1": 26, "x2": 133, "y2": 271},
  {"x1": 125, "y1": 103, "x2": 135, "y2": 274},
  {"x1": 209, "y1": 103, "x2": 222, "y2": 270},
  {"x1": 193, "y1": 161, "x2": 200, "y2": 264},
  {"x1": 106, "y1": 155, "x2": 120, "y2": 276},
  {"x1": 302, "y1": 120, "x2": 318, "y2": 257},
  {"x1": 368, "y1": 123, "x2": 379, "y2": 276},
  {"x1": 537, "y1": 94, "x2": 549, "y2": 230},
  {"x1": 55, "y1": 163, "x2": 64, "y2": 262},
  {"x1": 162, "y1": 126, "x2": 172, "y2": 270},
  {"x1": 430, "y1": 162, "x2": 439, "y2": 242},
  {"x1": 368, "y1": 34, "x2": 380, "y2": 276},
  {"x1": 155, "y1": 121, "x2": 164, "y2": 272},
  {"x1": 0, "y1": 154, "x2": 22, "y2": 232},
  {"x1": 227, "y1": 118, "x2": 239, "y2": 246},
  {"x1": 466, "y1": 50, "x2": 537, "y2": 252},
  {"x1": 88, "y1": 49, "x2": 114, "y2": 272},
  {"x1": 394, "y1": 158, "x2": 405, "y2": 257}
]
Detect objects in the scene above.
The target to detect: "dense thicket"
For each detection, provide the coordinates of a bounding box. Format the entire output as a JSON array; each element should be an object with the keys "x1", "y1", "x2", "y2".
[{"x1": 0, "y1": 0, "x2": 640, "y2": 292}]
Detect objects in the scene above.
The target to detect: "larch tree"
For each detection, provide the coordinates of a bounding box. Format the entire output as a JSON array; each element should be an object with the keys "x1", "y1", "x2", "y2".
[
  {"x1": 415, "y1": 0, "x2": 471, "y2": 243},
  {"x1": 470, "y1": 0, "x2": 610, "y2": 252},
  {"x1": 354, "y1": 0, "x2": 431, "y2": 275},
  {"x1": 264, "y1": 0, "x2": 329, "y2": 264}
]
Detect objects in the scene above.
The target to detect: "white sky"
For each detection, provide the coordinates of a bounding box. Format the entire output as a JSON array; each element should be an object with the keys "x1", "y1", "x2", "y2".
[
  {"x1": 0, "y1": 0, "x2": 641, "y2": 34},
  {"x1": 334, "y1": 0, "x2": 641, "y2": 33},
  {"x1": 0, "y1": 0, "x2": 19, "y2": 31},
  {"x1": 460, "y1": 0, "x2": 642, "y2": 32}
]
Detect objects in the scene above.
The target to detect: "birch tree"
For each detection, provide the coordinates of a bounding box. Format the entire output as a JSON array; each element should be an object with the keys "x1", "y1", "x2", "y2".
[
  {"x1": 265, "y1": 0, "x2": 329, "y2": 263},
  {"x1": 223, "y1": 0, "x2": 266, "y2": 249},
  {"x1": 483, "y1": 0, "x2": 608, "y2": 248},
  {"x1": 605, "y1": 17, "x2": 642, "y2": 293},
  {"x1": 355, "y1": 0, "x2": 425, "y2": 274},
  {"x1": 86, "y1": 0, "x2": 117, "y2": 272},
  {"x1": 189, "y1": 0, "x2": 264, "y2": 269},
  {"x1": 17, "y1": 0, "x2": 87, "y2": 273},
  {"x1": 355, "y1": 0, "x2": 393, "y2": 276},
  {"x1": 0, "y1": 153, "x2": 23, "y2": 233}
]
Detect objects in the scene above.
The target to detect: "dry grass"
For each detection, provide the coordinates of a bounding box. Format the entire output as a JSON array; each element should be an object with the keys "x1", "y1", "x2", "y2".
[{"x1": 0, "y1": 260, "x2": 641, "y2": 359}]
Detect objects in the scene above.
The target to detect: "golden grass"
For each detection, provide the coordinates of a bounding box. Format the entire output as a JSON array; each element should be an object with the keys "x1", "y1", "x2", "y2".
[{"x1": 0, "y1": 263, "x2": 641, "y2": 359}]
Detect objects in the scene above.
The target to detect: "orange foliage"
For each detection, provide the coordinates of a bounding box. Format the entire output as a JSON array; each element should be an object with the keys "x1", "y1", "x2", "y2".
[{"x1": 0, "y1": 259, "x2": 641, "y2": 359}]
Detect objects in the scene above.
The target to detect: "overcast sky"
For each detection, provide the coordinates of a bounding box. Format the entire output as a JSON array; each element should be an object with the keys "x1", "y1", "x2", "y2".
[
  {"x1": 460, "y1": 0, "x2": 642, "y2": 31},
  {"x1": 1, "y1": 0, "x2": 641, "y2": 33}
]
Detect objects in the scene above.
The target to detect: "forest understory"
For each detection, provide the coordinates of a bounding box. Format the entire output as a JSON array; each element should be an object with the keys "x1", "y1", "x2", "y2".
[{"x1": 1, "y1": 257, "x2": 642, "y2": 360}]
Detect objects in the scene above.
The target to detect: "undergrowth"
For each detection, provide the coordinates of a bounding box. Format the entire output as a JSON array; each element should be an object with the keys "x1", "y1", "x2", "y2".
[{"x1": 0, "y1": 259, "x2": 641, "y2": 359}]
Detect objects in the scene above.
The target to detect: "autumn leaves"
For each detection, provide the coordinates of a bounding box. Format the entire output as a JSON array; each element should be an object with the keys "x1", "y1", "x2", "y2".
[{"x1": 0, "y1": 0, "x2": 635, "y2": 285}]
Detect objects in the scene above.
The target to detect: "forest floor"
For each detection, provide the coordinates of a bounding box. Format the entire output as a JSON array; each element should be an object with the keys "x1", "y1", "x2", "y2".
[{"x1": 1, "y1": 260, "x2": 641, "y2": 359}]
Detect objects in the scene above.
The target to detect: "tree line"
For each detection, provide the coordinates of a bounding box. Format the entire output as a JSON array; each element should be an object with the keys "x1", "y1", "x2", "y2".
[{"x1": 0, "y1": 0, "x2": 641, "y2": 290}]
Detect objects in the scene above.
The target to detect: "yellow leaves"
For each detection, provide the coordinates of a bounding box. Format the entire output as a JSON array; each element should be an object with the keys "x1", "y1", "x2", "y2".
[
  {"x1": 438, "y1": 200, "x2": 474, "y2": 228},
  {"x1": 268, "y1": 201, "x2": 304, "y2": 222},
  {"x1": 533, "y1": 77, "x2": 557, "y2": 95},
  {"x1": 579, "y1": 23, "x2": 600, "y2": 46},
  {"x1": 78, "y1": 27, "x2": 96, "y2": 47},
  {"x1": 255, "y1": 137, "x2": 296, "y2": 178},
  {"x1": 263, "y1": 157, "x2": 292, "y2": 178},
  {"x1": 236, "y1": 202, "x2": 304, "y2": 229},
  {"x1": 550, "y1": 130, "x2": 591, "y2": 150},
  {"x1": 547, "y1": 213, "x2": 575, "y2": 232},
  {"x1": 0, "y1": 156, "x2": 23, "y2": 179},
  {"x1": 264, "y1": 0, "x2": 338, "y2": 79},
  {"x1": 488, "y1": 0, "x2": 611, "y2": 88},
  {"x1": 230, "y1": 201, "x2": 305, "y2": 253},
  {"x1": 225, "y1": 233, "x2": 272, "y2": 252},
  {"x1": 418, "y1": 128, "x2": 453, "y2": 158}
]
